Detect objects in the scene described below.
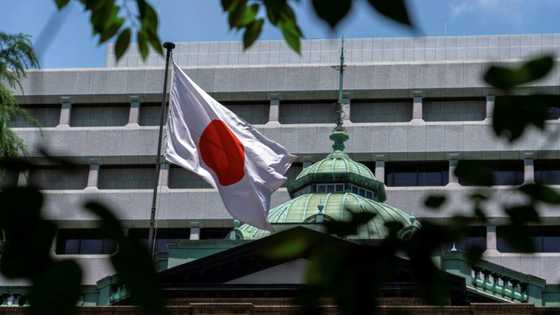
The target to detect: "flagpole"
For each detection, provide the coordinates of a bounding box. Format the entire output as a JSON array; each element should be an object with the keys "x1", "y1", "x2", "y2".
[{"x1": 148, "y1": 42, "x2": 175, "y2": 257}]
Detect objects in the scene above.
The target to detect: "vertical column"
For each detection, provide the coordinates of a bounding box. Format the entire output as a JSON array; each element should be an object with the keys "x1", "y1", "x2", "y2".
[
  {"x1": 17, "y1": 170, "x2": 29, "y2": 186},
  {"x1": 86, "y1": 164, "x2": 100, "y2": 189},
  {"x1": 128, "y1": 95, "x2": 140, "y2": 126},
  {"x1": 411, "y1": 95, "x2": 423, "y2": 124},
  {"x1": 59, "y1": 96, "x2": 72, "y2": 127},
  {"x1": 159, "y1": 163, "x2": 169, "y2": 188},
  {"x1": 485, "y1": 96, "x2": 495, "y2": 121},
  {"x1": 267, "y1": 95, "x2": 280, "y2": 126},
  {"x1": 189, "y1": 227, "x2": 201, "y2": 240},
  {"x1": 448, "y1": 155, "x2": 460, "y2": 185},
  {"x1": 342, "y1": 96, "x2": 351, "y2": 125},
  {"x1": 486, "y1": 225, "x2": 498, "y2": 254},
  {"x1": 524, "y1": 156, "x2": 535, "y2": 183},
  {"x1": 375, "y1": 160, "x2": 385, "y2": 183}
]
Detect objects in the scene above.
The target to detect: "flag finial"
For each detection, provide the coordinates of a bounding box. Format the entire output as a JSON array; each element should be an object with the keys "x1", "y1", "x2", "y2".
[{"x1": 335, "y1": 37, "x2": 346, "y2": 131}]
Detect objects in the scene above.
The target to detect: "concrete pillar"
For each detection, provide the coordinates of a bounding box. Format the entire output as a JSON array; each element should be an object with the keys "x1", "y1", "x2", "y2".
[
  {"x1": 486, "y1": 225, "x2": 498, "y2": 254},
  {"x1": 189, "y1": 227, "x2": 200, "y2": 240},
  {"x1": 87, "y1": 164, "x2": 100, "y2": 189},
  {"x1": 448, "y1": 159, "x2": 459, "y2": 185},
  {"x1": 159, "y1": 163, "x2": 169, "y2": 187},
  {"x1": 267, "y1": 95, "x2": 280, "y2": 125},
  {"x1": 412, "y1": 95, "x2": 423, "y2": 123},
  {"x1": 58, "y1": 96, "x2": 72, "y2": 127},
  {"x1": 375, "y1": 160, "x2": 385, "y2": 183},
  {"x1": 524, "y1": 158, "x2": 535, "y2": 183},
  {"x1": 128, "y1": 95, "x2": 140, "y2": 126},
  {"x1": 17, "y1": 170, "x2": 29, "y2": 186},
  {"x1": 342, "y1": 96, "x2": 351, "y2": 125},
  {"x1": 485, "y1": 96, "x2": 495, "y2": 121}
]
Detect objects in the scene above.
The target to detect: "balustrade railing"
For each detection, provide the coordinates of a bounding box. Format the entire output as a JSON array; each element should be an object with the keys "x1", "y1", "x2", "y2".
[{"x1": 471, "y1": 266, "x2": 529, "y2": 302}]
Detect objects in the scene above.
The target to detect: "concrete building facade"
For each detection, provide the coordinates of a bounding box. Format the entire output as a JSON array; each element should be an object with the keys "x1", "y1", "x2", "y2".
[{"x1": 5, "y1": 34, "x2": 560, "y2": 299}]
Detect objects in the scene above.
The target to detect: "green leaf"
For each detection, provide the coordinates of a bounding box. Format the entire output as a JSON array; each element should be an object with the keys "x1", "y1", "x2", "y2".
[
  {"x1": 99, "y1": 17, "x2": 124, "y2": 44},
  {"x1": 492, "y1": 95, "x2": 560, "y2": 142},
  {"x1": 484, "y1": 55, "x2": 555, "y2": 90},
  {"x1": 221, "y1": 0, "x2": 240, "y2": 11},
  {"x1": 54, "y1": 0, "x2": 70, "y2": 9},
  {"x1": 424, "y1": 194, "x2": 446, "y2": 209},
  {"x1": 242, "y1": 18, "x2": 264, "y2": 49},
  {"x1": 137, "y1": 30, "x2": 149, "y2": 60},
  {"x1": 238, "y1": 3, "x2": 260, "y2": 27},
  {"x1": 499, "y1": 225, "x2": 536, "y2": 253},
  {"x1": 505, "y1": 204, "x2": 540, "y2": 225},
  {"x1": 325, "y1": 210, "x2": 376, "y2": 237},
  {"x1": 264, "y1": 234, "x2": 311, "y2": 259},
  {"x1": 28, "y1": 260, "x2": 82, "y2": 315},
  {"x1": 464, "y1": 245, "x2": 484, "y2": 266},
  {"x1": 455, "y1": 160, "x2": 494, "y2": 186},
  {"x1": 227, "y1": 0, "x2": 248, "y2": 29},
  {"x1": 115, "y1": 28, "x2": 131, "y2": 60},
  {"x1": 279, "y1": 19, "x2": 302, "y2": 54},
  {"x1": 519, "y1": 183, "x2": 560, "y2": 204},
  {"x1": 367, "y1": 0, "x2": 413, "y2": 28},
  {"x1": 311, "y1": 0, "x2": 352, "y2": 28},
  {"x1": 146, "y1": 29, "x2": 163, "y2": 55}
]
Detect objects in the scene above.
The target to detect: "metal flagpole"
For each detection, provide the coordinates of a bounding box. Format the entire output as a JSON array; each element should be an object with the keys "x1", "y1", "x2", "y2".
[
  {"x1": 336, "y1": 37, "x2": 345, "y2": 130},
  {"x1": 148, "y1": 42, "x2": 175, "y2": 257}
]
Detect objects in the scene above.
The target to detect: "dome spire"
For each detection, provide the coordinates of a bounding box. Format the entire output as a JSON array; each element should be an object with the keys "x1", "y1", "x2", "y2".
[{"x1": 330, "y1": 37, "x2": 349, "y2": 152}]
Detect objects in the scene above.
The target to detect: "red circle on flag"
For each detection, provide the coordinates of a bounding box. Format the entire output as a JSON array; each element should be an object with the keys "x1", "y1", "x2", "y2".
[{"x1": 199, "y1": 119, "x2": 245, "y2": 186}]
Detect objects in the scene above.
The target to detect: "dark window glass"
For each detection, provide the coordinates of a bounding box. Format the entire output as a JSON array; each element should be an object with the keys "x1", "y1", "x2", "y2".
[
  {"x1": 423, "y1": 97, "x2": 486, "y2": 122},
  {"x1": 168, "y1": 165, "x2": 212, "y2": 188},
  {"x1": 139, "y1": 103, "x2": 163, "y2": 126},
  {"x1": 200, "y1": 228, "x2": 231, "y2": 240},
  {"x1": 222, "y1": 101, "x2": 269, "y2": 125},
  {"x1": 9, "y1": 104, "x2": 60, "y2": 128},
  {"x1": 129, "y1": 228, "x2": 189, "y2": 254},
  {"x1": 350, "y1": 99, "x2": 412, "y2": 123},
  {"x1": 70, "y1": 104, "x2": 129, "y2": 127},
  {"x1": 458, "y1": 160, "x2": 523, "y2": 186},
  {"x1": 547, "y1": 106, "x2": 560, "y2": 120},
  {"x1": 450, "y1": 226, "x2": 487, "y2": 252},
  {"x1": 279, "y1": 100, "x2": 337, "y2": 124},
  {"x1": 98, "y1": 165, "x2": 155, "y2": 189},
  {"x1": 498, "y1": 226, "x2": 560, "y2": 253},
  {"x1": 29, "y1": 165, "x2": 89, "y2": 190},
  {"x1": 0, "y1": 169, "x2": 18, "y2": 187},
  {"x1": 283, "y1": 162, "x2": 303, "y2": 187},
  {"x1": 56, "y1": 229, "x2": 116, "y2": 255},
  {"x1": 361, "y1": 161, "x2": 376, "y2": 175},
  {"x1": 535, "y1": 160, "x2": 560, "y2": 185},
  {"x1": 385, "y1": 161, "x2": 449, "y2": 187}
]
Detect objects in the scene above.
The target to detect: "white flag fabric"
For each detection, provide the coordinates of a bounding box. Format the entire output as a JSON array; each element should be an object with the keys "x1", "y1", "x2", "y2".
[{"x1": 165, "y1": 63, "x2": 296, "y2": 230}]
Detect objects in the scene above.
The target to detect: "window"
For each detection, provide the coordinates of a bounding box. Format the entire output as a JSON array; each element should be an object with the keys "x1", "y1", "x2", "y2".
[
  {"x1": 30, "y1": 165, "x2": 89, "y2": 190},
  {"x1": 222, "y1": 101, "x2": 269, "y2": 125},
  {"x1": 449, "y1": 226, "x2": 487, "y2": 252},
  {"x1": 385, "y1": 161, "x2": 449, "y2": 187},
  {"x1": 350, "y1": 99, "x2": 412, "y2": 123},
  {"x1": 56, "y1": 229, "x2": 116, "y2": 255},
  {"x1": 547, "y1": 106, "x2": 560, "y2": 120},
  {"x1": 279, "y1": 100, "x2": 337, "y2": 124},
  {"x1": 129, "y1": 228, "x2": 189, "y2": 254},
  {"x1": 535, "y1": 160, "x2": 560, "y2": 185},
  {"x1": 0, "y1": 170, "x2": 18, "y2": 187},
  {"x1": 423, "y1": 97, "x2": 486, "y2": 122},
  {"x1": 497, "y1": 226, "x2": 560, "y2": 253},
  {"x1": 139, "y1": 103, "x2": 163, "y2": 126},
  {"x1": 70, "y1": 103, "x2": 129, "y2": 127},
  {"x1": 458, "y1": 160, "x2": 523, "y2": 186},
  {"x1": 98, "y1": 165, "x2": 155, "y2": 189},
  {"x1": 200, "y1": 228, "x2": 232, "y2": 240},
  {"x1": 168, "y1": 165, "x2": 212, "y2": 188},
  {"x1": 9, "y1": 104, "x2": 60, "y2": 128}
]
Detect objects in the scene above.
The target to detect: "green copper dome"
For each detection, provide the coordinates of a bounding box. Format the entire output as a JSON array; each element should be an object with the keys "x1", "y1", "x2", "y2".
[
  {"x1": 237, "y1": 128, "x2": 420, "y2": 241},
  {"x1": 239, "y1": 192, "x2": 420, "y2": 240},
  {"x1": 287, "y1": 129, "x2": 386, "y2": 202}
]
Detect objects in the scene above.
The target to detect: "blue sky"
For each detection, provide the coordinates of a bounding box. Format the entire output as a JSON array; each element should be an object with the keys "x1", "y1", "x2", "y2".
[{"x1": 1, "y1": 0, "x2": 559, "y2": 68}]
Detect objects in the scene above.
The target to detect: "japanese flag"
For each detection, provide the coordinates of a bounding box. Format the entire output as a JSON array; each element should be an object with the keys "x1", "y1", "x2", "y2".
[{"x1": 165, "y1": 63, "x2": 295, "y2": 230}]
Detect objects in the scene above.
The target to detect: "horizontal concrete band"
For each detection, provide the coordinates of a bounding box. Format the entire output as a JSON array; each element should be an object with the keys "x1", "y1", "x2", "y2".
[
  {"x1": 13, "y1": 61, "x2": 560, "y2": 103},
  {"x1": 14, "y1": 122, "x2": 560, "y2": 161},
  {"x1": 41, "y1": 187, "x2": 560, "y2": 227}
]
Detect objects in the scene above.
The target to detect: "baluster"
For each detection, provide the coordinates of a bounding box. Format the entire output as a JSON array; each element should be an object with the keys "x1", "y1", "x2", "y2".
[
  {"x1": 495, "y1": 275, "x2": 505, "y2": 297},
  {"x1": 520, "y1": 283, "x2": 529, "y2": 302},
  {"x1": 482, "y1": 270, "x2": 493, "y2": 292},
  {"x1": 503, "y1": 277, "x2": 514, "y2": 300}
]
